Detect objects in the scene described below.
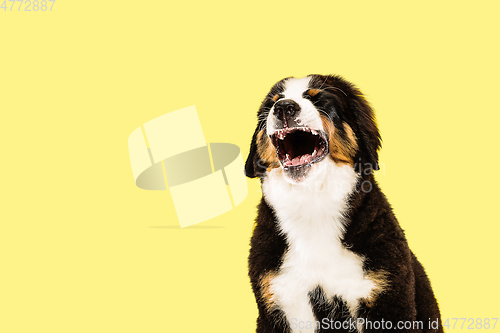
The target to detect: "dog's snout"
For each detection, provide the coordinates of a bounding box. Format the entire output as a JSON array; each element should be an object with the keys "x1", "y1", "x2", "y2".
[{"x1": 273, "y1": 99, "x2": 300, "y2": 126}]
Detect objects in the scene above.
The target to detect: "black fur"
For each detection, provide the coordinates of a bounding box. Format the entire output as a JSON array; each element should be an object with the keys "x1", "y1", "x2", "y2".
[
  {"x1": 245, "y1": 127, "x2": 262, "y2": 178},
  {"x1": 246, "y1": 75, "x2": 443, "y2": 333},
  {"x1": 245, "y1": 78, "x2": 289, "y2": 178}
]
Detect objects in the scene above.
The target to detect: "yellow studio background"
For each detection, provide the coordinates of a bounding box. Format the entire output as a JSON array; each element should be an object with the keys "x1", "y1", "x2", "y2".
[{"x1": 0, "y1": 1, "x2": 498, "y2": 332}]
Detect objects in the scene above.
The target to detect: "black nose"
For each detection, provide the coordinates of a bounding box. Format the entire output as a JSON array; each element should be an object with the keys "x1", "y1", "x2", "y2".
[{"x1": 273, "y1": 99, "x2": 300, "y2": 125}]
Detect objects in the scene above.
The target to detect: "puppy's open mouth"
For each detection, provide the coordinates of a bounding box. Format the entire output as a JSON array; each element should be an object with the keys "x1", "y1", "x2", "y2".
[{"x1": 270, "y1": 127, "x2": 328, "y2": 170}]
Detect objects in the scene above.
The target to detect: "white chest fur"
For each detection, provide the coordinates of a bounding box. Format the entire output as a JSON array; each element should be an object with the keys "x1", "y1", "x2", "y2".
[{"x1": 262, "y1": 161, "x2": 376, "y2": 333}]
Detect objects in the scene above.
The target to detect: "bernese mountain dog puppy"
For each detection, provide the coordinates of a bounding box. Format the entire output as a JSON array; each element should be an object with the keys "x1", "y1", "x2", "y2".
[{"x1": 245, "y1": 75, "x2": 443, "y2": 333}]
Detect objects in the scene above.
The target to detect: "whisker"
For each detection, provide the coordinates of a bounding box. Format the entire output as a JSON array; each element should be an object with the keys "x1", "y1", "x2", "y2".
[
  {"x1": 311, "y1": 99, "x2": 322, "y2": 107},
  {"x1": 318, "y1": 108, "x2": 335, "y2": 123},
  {"x1": 322, "y1": 86, "x2": 347, "y2": 96},
  {"x1": 311, "y1": 76, "x2": 347, "y2": 96},
  {"x1": 317, "y1": 76, "x2": 328, "y2": 90},
  {"x1": 257, "y1": 119, "x2": 267, "y2": 132}
]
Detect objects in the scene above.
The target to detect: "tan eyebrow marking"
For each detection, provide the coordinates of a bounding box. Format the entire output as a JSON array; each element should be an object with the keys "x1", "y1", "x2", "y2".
[
  {"x1": 272, "y1": 94, "x2": 280, "y2": 102},
  {"x1": 307, "y1": 89, "x2": 321, "y2": 97}
]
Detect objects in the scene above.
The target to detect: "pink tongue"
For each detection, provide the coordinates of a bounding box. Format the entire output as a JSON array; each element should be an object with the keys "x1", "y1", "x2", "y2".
[
  {"x1": 301, "y1": 155, "x2": 311, "y2": 164},
  {"x1": 290, "y1": 154, "x2": 312, "y2": 166}
]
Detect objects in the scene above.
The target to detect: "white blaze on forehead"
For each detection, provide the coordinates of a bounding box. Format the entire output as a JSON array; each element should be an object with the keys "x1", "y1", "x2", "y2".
[
  {"x1": 267, "y1": 76, "x2": 323, "y2": 135},
  {"x1": 283, "y1": 76, "x2": 312, "y2": 100}
]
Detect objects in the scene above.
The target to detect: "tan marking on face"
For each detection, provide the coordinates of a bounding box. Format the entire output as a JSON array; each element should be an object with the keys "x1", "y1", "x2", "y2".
[
  {"x1": 320, "y1": 116, "x2": 358, "y2": 166},
  {"x1": 272, "y1": 94, "x2": 280, "y2": 102},
  {"x1": 362, "y1": 270, "x2": 390, "y2": 307},
  {"x1": 259, "y1": 271, "x2": 277, "y2": 311},
  {"x1": 257, "y1": 129, "x2": 280, "y2": 171},
  {"x1": 307, "y1": 88, "x2": 321, "y2": 97}
]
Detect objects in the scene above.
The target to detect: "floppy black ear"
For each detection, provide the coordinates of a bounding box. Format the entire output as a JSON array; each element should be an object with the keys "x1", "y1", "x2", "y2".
[
  {"x1": 245, "y1": 127, "x2": 260, "y2": 178},
  {"x1": 350, "y1": 96, "x2": 382, "y2": 172}
]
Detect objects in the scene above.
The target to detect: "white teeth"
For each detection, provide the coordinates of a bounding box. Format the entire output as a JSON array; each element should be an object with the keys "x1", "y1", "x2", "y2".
[
  {"x1": 275, "y1": 128, "x2": 320, "y2": 139},
  {"x1": 312, "y1": 149, "x2": 317, "y2": 157},
  {"x1": 286, "y1": 153, "x2": 290, "y2": 160}
]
